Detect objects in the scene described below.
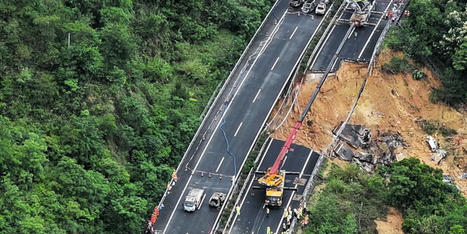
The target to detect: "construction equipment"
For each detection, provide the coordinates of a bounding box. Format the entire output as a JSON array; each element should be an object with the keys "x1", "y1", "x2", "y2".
[
  {"x1": 258, "y1": 122, "x2": 302, "y2": 206},
  {"x1": 348, "y1": 0, "x2": 375, "y2": 26},
  {"x1": 184, "y1": 188, "x2": 205, "y2": 212},
  {"x1": 257, "y1": 19, "x2": 357, "y2": 206},
  {"x1": 263, "y1": 171, "x2": 286, "y2": 206}
]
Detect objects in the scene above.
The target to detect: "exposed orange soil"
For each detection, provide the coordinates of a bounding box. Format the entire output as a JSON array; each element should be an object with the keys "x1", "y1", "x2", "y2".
[
  {"x1": 375, "y1": 207, "x2": 404, "y2": 234},
  {"x1": 269, "y1": 50, "x2": 466, "y2": 196}
]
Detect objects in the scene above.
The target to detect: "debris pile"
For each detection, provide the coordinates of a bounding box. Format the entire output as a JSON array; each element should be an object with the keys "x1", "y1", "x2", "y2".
[{"x1": 332, "y1": 123, "x2": 407, "y2": 172}]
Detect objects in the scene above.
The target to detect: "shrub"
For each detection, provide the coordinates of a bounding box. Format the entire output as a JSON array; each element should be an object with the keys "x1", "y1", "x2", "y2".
[
  {"x1": 421, "y1": 120, "x2": 438, "y2": 135},
  {"x1": 412, "y1": 69, "x2": 427, "y2": 80},
  {"x1": 381, "y1": 57, "x2": 414, "y2": 74},
  {"x1": 420, "y1": 119, "x2": 457, "y2": 137}
]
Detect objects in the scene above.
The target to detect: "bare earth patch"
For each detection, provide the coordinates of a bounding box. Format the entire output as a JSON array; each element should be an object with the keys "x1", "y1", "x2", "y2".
[
  {"x1": 270, "y1": 49, "x2": 466, "y2": 195},
  {"x1": 375, "y1": 207, "x2": 404, "y2": 234}
]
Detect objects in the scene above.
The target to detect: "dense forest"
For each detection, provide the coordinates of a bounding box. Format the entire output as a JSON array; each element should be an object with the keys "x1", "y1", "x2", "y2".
[
  {"x1": 0, "y1": 0, "x2": 274, "y2": 232},
  {"x1": 304, "y1": 159, "x2": 467, "y2": 233},
  {"x1": 387, "y1": 0, "x2": 466, "y2": 105}
]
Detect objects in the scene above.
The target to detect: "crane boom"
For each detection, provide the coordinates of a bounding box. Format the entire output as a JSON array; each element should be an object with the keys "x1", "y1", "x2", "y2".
[{"x1": 258, "y1": 23, "x2": 355, "y2": 188}]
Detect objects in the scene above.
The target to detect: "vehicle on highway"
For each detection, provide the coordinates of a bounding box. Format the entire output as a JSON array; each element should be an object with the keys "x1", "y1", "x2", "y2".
[
  {"x1": 290, "y1": 0, "x2": 304, "y2": 8},
  {"x1": 209, "y1": 192, "x2": 226, "y2": 208},
  {"x1": 349, "y1": 0, "x2": 375, "y2": 26},
  {"x1": 315, "y1": 2, "x2": 327, "y2": 15},
  {"x1": 184, "y1": 188, "x2": 205, "y2": 212},
  {"x1": 262, "y1": 171, "x2": 285, "y2": 206},
  {"x1": 301, "y1": 1, "x2": 316, "y2": 14}
]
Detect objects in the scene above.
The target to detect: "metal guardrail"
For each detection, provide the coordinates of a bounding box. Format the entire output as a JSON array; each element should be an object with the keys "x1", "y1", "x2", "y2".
[
  {"x1": 289, "y1": 1, "x2": 413, "y2": 232},
  {"x1": 305, "y1": 0, "x2": 347, "y2": 72},
  {"x1": 148, "y1": 0, "x2": 283, "y2": 230},
  {"x1": 221, "y1": 137, "x2": 272, "y2": 233}
]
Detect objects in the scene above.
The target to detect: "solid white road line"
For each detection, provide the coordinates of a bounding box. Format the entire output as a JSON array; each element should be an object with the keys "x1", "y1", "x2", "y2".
[
  {"x1": 210, "y1": 11, "x2": 290, "y2": 234},
  {"x1": 252, "y1": 89, "x2": 262, "y2": 103},
  {"x1": 310, "y1": 24, "x2": 336, "y2": 69},
  {"x1": 229, "y1": 139, "x2": 274, "y2": 231},
  {"x1": 275, "y1": 190, "x2": 295, "y2": 234},
  {"x1": 256, "y1": 139, "x2": 274, "y2": 172},
  {"x1": 358, "y1": 0, "x2": 394, "y2": 59},
  {"x1": 300, "y1": 151, "x2": 313, "y2": 177},
  {"x1": 162, "y1": 12, "x2": 274, "y2": 231},
  {"x1": 200, "y1": 193, "x2": 207, "y2": 210},
  {"x1": 289, "y1": 26, "x2": 299, "y2": 39},
  {"x1": 330, "y1": 54, "x2": 340, "y2": 71},
  {"x1": 271, "y1": 57, "x2": 280, "y2": 71},
  {"x1": 274, "y1": 150, "x2": 313, "y2": 233},
  {"x1": 347, "y1": 26, "x2": 356, "y2": 39},
  {"x1": 216, "y1": 157, "x2": 225, "y2": 173},
  {"x1": 234, "y1": 122, "x2": 243, "y2": 137}
]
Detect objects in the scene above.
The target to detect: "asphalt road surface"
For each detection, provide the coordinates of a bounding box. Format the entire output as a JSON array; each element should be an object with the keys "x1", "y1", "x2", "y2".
[
  {"x1": 310, "y1": 0, "x2": 393, "y2": 72},
  {"x1": 229, "y1": 139, "x2": 319, "y2": 234},
  {"x1": 153, "y1": 2, "x2": 325, "y2": 233}
]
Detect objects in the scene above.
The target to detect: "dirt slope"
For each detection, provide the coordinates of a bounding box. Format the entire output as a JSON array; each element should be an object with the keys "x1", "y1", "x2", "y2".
[
  {"x1": 375, "y1": 207, "x2": 404, "y2": 234},
  {"x1": 270, "y1": 50, "x2": 466, "y2": 195}
]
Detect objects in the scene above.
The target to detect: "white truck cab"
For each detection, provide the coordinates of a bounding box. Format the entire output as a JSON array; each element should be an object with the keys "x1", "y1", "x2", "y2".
[{"x1": 184, "y1": 188, "x2": 205, "y2": 212}]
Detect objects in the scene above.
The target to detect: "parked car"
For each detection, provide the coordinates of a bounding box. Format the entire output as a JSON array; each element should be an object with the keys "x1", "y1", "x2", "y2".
[
  {"x1": 301, "y1": 1, "x2": 316, "y2": 14},
  {"x1": 209, "y1": 192, "x2": 226, "y2": 208},
  {"x1": 290, "y1": 0, "x2": 304, "y2": 8},
  {"x1": 315, "y1": 2, "x2": 327, "y2": 15}
]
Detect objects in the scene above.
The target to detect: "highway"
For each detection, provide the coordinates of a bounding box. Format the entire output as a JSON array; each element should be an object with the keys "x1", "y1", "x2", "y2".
[
  {"x1": 310, "y1": 0, "x2": 393, "y2": 72},
  {"x1": 228, "y1": 139, "x2": 319, "y2": 234},
  {"x1": 152, "y1": 1, "x2": 326, "y2": 233}
]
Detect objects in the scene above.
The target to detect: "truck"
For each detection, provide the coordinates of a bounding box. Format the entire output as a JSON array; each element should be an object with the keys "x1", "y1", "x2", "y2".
[
  {"x1": 184, "y1": 188, "x2": 205, "y2": 212},
  {"x1": 263, "y1": 171, "x2": 286, "y2": 206},
  {"x1": 349, "y1": 0, "x2": 375, "y2": 26}
]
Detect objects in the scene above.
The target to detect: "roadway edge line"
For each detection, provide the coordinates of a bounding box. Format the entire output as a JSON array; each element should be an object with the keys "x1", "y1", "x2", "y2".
[
  {"x1": 154, "y1": 1, "x2": 285, "y2": 225},
  {"x1": 307, "y1": 1, "x2": 348, "y2": 72},
  {"x1": 358, "y1": 0, "x2": 393, "y2": 59},
  {"x1": 213, "y1": 11, "x2": 328, "y2": 233},
  {"x1": 227, "y1": 139, "x2": 275, "y2": 232},
  {"x1": 162, "y1": 6, "x2": 289, "y2": 234}
]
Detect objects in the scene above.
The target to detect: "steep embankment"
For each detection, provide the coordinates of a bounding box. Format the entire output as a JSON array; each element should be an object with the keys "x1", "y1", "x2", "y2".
[{"x1": 270, "y1": 50, "x2": 466, "y2": 195}]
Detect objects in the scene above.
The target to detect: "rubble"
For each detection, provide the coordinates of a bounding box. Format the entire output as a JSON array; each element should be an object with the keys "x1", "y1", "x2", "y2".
[
  {"x1": 442, "y1": 175, "x2": 455, "y2": 184},
  {"x1": 332, "y1": 123, "x2": 406, "y2": 172},
  {"x1": 431, "y1": 149, "x2": 447, "y2": 165},
  {"x1": 334, "y1": 143, "x2": 355, "y2": 161},
  {"x1": 333, "y1": 122, "x2": 371, "y2": 148}
]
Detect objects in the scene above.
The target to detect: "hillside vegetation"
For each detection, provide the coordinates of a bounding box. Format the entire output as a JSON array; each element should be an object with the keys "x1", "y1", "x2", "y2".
[
  {"x1": 304, "y1": 159, "x2": 466, "y2": 234},
  {"x1": 386, "y1": 0, "x2": 466, "y2": 105},
  {"x1": 0, "y1": 0, "x2": 273, "y2": 232}
]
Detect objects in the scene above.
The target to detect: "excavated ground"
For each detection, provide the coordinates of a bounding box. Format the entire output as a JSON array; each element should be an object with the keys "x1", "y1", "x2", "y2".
[{"x1": 269, "y1": 50, "x2": 466, "y2": 196}]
